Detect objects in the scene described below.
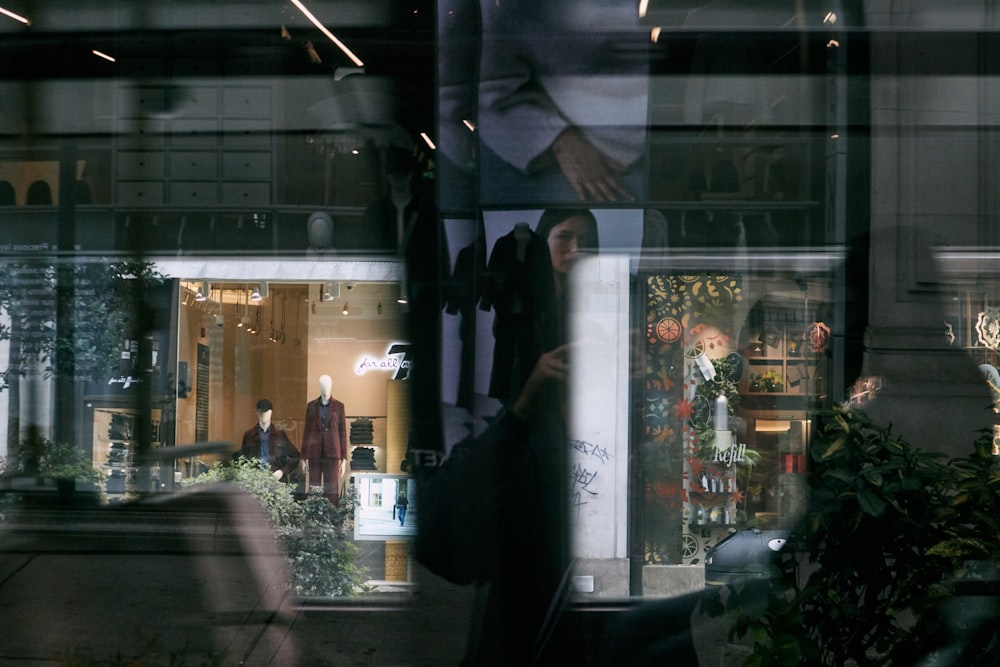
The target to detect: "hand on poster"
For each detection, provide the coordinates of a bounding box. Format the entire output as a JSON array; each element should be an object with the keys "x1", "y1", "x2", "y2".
[{"x1": 551, "y1": 128, "x2": 635, "y2": 203}]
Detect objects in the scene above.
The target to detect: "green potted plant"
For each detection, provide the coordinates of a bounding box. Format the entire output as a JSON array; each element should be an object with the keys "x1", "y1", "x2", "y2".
[{"x1": 750, "y1": 369, "x2": 784, "y2": 392}]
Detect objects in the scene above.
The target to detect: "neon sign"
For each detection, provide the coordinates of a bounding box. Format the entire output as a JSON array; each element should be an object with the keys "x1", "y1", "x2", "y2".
[{"x1": 355, "y1": 343, "x2": 412, "y2": 380}]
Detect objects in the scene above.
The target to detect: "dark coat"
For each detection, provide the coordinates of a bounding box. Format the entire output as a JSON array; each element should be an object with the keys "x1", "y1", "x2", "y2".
[
  {"x1": 235, "y1": 424, "x2": 300, "y2": 481},
  {"x1": 479, "y1": 228, "x2": 556, "y2": 401},
  {"x1": 301, "y1": 396, "x2": 348, "y2": 460}
]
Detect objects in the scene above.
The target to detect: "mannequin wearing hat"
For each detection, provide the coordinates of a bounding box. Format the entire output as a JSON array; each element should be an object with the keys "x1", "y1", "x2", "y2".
[
  {"x1": 235, "y1": 399, "x2": 301, "y2": 482},
  {"x1": 302, "y1": 375, "x2": 348, "y2": 505}
]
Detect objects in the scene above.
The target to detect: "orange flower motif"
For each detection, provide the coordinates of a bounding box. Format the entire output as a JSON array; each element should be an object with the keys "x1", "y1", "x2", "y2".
[
  {"x1": 673, "y1": 398, "x2": 694, "y2": 421},
  {"x1": 654, "y1": 481, "x2": 679, "y2": 498}
]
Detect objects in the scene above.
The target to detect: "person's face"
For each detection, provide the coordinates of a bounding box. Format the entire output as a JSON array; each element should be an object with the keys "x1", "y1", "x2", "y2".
[
  {"x1": 258, "y1": 409, "x2": 272, "y2": 423},
  {"x1": 546, "y1": 215, "x2": 593, "y2": 274}
]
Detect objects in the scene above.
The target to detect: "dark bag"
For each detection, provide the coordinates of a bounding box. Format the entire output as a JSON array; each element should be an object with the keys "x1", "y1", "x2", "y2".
[{"x1": 411, "y1": 420, "x2": 511, "y2": 585}]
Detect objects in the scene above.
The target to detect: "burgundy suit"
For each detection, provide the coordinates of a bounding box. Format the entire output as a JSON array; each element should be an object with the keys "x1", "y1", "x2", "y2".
[{"x1": 302, "y1": 396, "x2": 347, "y2": 503}]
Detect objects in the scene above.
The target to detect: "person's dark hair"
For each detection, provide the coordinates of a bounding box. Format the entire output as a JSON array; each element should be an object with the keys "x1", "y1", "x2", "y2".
[{"x1": 534, "y1": 208, "x2": 599, "y2": 251}]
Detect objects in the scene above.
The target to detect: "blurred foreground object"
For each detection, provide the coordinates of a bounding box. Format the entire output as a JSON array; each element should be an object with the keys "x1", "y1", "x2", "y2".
[{"x1": 0, "y1": 482, "x2": 301, "y2": 665}]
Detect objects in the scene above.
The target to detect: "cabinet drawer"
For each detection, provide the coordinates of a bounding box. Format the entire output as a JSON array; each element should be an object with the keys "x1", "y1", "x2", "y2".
[
  {"x1": 114, "y1": 117, "x2": 167, "y2": 144},
  {"x1": 117, "y1": 86, "x2": 168, "y2": 118},
  {"x1": 222, "y1": 152, "x2": 271, "y2": 179},
  {"x1": 169, "y1": 118, "x2": 220, "y2": 146},
  {"x1": 117, "y1": 152, "x2": 165, "y2": 179},
  {"x1": 221, "y1": 182, "x2": 270, "y2": 206},
  {"x1": 222, "y1": 119, "x2": 271, "y2": 147},
  {"x1": 172, "y1": 86, "x2": 219, "y2": 116},
  {"x1": 222, "y1": 87, "x2": 272, "y2": 118},
  {"x1": 170, "y1": 182, "x2": 218, "y2": 205},
  {"x1": 169, "y1": 151, "x2": 218, "y2": 180},
  {"x1": 117, "y1": 182, "x2": 164, "y2": 206}
]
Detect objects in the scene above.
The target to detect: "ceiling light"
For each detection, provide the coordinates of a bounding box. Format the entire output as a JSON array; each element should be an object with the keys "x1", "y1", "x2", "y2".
[
  {"x1": 92, "y1": 49, "x2": 115, "y2": 63},
  {"x1": 0, "y1": 7, "x2": 30, "y2": 25},
  {"x1": 419, "y1": 132, "x2": 436, "y2": 150},
  {"x1": 342, "y1": 302, "x2": 349, "y2": 315},
  {"x1": 323, "y1": 283, "x2": 339, "y2": 301},
  {"x1": 195, "y1": 282, "x2": 210, "y2": 302},
  {"x1": 250, "y1": 287, "x2": 262, "y2": 302},
  {"x1": 289, "y1": 0, "x2": 365, "y2": 67}
]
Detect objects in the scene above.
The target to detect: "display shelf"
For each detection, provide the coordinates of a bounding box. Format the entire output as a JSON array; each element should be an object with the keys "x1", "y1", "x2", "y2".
[{"x1": 743, "y1": 328, "x2": 823, "y2": 397}]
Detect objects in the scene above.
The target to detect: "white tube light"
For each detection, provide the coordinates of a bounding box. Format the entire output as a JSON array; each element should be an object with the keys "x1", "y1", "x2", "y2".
[
  {"x1": 289, "y1": 0, "x2": 365, "y2": 68},
  {"x1": 0, "y1": 7, "x2": 29, "y2": 24}
]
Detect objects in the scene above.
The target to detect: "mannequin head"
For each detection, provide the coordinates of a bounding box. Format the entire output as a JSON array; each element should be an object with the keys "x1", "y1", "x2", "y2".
[
  {"x1": 256, "y1": 398, "x2": 273, "y2": 429},
  {"x1": 307, "y1": 212, "x2": 334, "y2": 250},
  {"x1": 318, "y1": 374, "x2": 333, "y2": 400}
]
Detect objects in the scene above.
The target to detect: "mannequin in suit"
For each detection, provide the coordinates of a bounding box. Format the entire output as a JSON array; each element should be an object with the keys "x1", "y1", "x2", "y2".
[
  {"x1": 235, "y1": 399, "x2": 300, "y2": 482},
  {"x1": 301, "y1": 375, "x2": 348, "y2": 504}
]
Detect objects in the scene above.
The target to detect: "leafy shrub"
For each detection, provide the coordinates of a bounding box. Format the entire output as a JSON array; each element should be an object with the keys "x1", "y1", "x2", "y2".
[
  {"x1": 703, "y1": 404, "x2": 1000, "y2": 666},
  {"x1": 2, "y1": 437, "x2": 106, "y2": 488},
  {"x1": 183, "y1": 458, "x2": 367, "y2": 597}
]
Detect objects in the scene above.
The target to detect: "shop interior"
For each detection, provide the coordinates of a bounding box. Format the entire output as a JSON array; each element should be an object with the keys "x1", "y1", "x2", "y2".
[{"x1": 92, "y1": 278, "x2": 412, "y2": 498}]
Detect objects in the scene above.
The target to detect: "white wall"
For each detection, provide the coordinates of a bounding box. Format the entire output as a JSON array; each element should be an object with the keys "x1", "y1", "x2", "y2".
[{"x1": 569, "y1": 255, "x2": 632, "y2": 593}]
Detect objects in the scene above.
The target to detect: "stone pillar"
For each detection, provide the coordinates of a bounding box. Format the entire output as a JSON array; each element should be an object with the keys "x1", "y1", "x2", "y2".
[{"x1": 862, "y1": 1, "x2": 994, "y2": 456}]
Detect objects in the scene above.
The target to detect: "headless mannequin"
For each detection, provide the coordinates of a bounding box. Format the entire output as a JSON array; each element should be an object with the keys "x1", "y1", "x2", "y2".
[
  {"x1": 513, "y1": 222, "x2": 531, "y2": 261},
  {"x1": 388, "y1": 169, "x2": 414, "y2": 251}
]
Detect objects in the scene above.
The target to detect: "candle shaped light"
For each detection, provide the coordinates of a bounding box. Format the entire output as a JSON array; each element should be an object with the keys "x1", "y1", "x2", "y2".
[
  {"x1": 714, "y1": 394, "x2": 728, "y2": 431},
  {"x1": 714, "y1": 394, "x2": 732, "y2": 451}
]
